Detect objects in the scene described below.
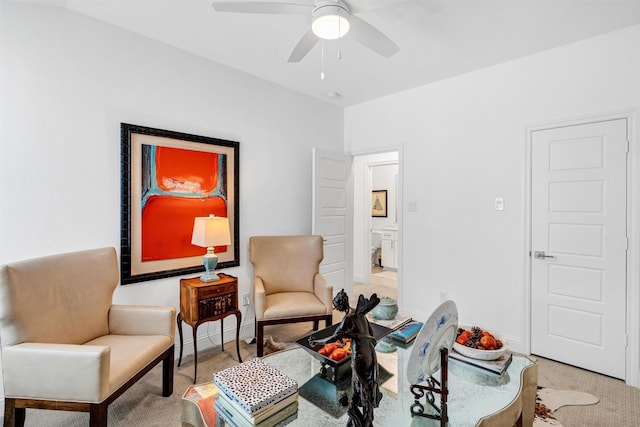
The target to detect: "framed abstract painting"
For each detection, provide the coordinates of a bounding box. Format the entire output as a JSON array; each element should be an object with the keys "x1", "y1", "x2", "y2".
[{"x1": 120, "y1": 123, "x2": 239, "y2": 284}]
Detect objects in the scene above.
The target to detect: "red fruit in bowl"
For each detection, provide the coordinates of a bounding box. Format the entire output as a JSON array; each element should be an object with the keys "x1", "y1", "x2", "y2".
[
  {"x1": 329, "y1": 348, "x2": 347, "y2": 361},
  {"x1": 456, "y1": 335, "x2": 469, "y2": 345},
  {"x1": 480, "y1": 335, "x2": 497, "y2": 350}
]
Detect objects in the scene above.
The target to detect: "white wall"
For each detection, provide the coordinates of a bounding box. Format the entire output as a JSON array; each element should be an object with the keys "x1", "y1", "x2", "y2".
[
  {"x1": 0, "y1": 0, "x2": 343, "y2": 390},
  {"x1": 345, "y1": 24, "x2": 640, "y2": 369}
]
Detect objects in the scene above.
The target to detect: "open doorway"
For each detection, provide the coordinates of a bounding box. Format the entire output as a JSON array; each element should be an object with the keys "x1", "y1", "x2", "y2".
[
  {"x1": 352, "y1": 151, "x2": 400, "y2": 301},
  {"x1": 370, "y1": 163, "x2": 398, "y2": 289}
]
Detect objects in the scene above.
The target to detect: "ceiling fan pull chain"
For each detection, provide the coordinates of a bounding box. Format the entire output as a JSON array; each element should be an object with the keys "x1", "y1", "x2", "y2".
[
  {"x1": 337, "y1": 14, "x2": 342, "y2": 60},
  {"x1": 321, "y1": 40, "x2": 325, "y2": 80}
]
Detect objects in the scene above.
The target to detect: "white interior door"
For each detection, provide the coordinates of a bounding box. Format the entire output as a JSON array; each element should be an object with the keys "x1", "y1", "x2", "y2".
[
  {"x1": 531, "y1": 118, "x2": 628, "y2": 379},
  {"x1": 312, "y1": 148, "x2": 353, "y2": 297}
]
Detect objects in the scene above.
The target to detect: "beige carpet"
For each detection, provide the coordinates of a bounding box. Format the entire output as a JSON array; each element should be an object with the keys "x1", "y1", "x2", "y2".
[{"x1": 372, "y1": 270, "x2": 397, "y2": 280}]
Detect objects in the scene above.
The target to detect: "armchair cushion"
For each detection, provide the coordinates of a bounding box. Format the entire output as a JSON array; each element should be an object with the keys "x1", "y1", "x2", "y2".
[
  {"x1": 263, "y1": 291, "x2": 329, "y2": 319},
  {"x1": 86, "y1": 334, "x2": 172, "y2": 395}
]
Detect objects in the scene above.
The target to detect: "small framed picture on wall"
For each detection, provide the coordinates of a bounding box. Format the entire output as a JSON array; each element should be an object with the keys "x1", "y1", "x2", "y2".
[{"x1": 372, "y1": 190, "x2": 388, "y2": 217}]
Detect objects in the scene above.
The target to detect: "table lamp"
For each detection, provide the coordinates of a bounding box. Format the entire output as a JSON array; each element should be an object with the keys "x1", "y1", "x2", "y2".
[{"x1": 191, "y1": 214, "x2": 231, "y2": 282}]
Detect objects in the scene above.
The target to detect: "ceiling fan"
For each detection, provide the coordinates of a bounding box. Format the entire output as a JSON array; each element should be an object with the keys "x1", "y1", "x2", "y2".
[{"x1": 211, "y1": 0, "x2": 400, "y2": 63}]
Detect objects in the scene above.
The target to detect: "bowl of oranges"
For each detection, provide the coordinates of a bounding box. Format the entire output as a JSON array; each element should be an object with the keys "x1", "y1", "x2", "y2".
[{"x1": 453, "y1": 326, "x2": 509, "y2": 360}]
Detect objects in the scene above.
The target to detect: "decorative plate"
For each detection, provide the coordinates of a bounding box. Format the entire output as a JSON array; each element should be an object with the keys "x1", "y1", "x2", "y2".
[{"x1": 406, "y1": 300, "x2": 458, "y2": 384}]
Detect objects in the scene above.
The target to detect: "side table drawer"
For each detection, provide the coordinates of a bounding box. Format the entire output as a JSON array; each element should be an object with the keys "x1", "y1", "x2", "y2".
[
  {"x1": 198, "y1": 282, "x2": 235, "y2": 299},
  {"x1": 198, "y1": 292, "x2": 237, "y2": 319}
]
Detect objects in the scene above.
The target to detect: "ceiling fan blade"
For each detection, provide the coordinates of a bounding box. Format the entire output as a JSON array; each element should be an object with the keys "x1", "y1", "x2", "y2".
[
  {"x1": 347, "y1": 0, "x2": 409, "y2": 14},
  {"x1": 287, "y1": 26, "x2": 318, "y2": 63},
  {"x1": 212, "y1": 1, "x2": 313, "y2": 15},
  {"x1": 348, "y1": 14, "x2": 399, "y2": 57}
]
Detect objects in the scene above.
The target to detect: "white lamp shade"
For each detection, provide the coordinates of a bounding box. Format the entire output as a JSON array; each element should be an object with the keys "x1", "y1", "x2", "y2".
[{"x1": 191, "y1": 215, "x2": 231, "y2": 248}]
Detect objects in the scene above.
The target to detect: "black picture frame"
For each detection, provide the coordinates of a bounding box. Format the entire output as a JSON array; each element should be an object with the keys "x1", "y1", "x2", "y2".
[
  {"x1": 120, "y1": 123, "x2": 240, "y2": 284},
  {"x1": 372, "y1": 190, "x2": 388, "y2": 217}
]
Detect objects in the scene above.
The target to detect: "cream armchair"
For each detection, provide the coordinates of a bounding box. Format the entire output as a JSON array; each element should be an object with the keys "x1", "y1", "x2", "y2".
[
  {"x1": 0, "y1": 247, "x2": 175, "y2": 427},
  {"x1": 249, "y1": 235, "x2": 333, "y2": 357}
]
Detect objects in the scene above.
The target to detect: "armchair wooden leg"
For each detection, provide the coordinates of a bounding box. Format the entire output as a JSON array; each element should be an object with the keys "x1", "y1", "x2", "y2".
[
  {"x1": 177, "y1": 312, "x2": 184, "y2": 367},
  {"x1": 3, "y1": 398, "x2": 14, "y2": 427},
  {"x1": 162, "y1": 345, "x2": 175, "y2": 397},
  {"x1": 257, "y1": 322, "x2": 265, "y2": 357},
  {"x1": 313, "y1": 320, "x2": 319, "y2": 330},
  {"x1": 15, "y1": 409, "x2": 25, "y2": 427},
  {"x1": 89, "y1": 403, "x2": 108, "y2": 427},
  {"x1": 3, "y1": 398, "x2": 25, "y2": 427}
]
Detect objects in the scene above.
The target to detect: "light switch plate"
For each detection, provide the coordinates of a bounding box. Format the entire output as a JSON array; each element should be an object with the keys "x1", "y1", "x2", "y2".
[{"x1": 495, "y1": 198, "x2": 504, "y2": 211}]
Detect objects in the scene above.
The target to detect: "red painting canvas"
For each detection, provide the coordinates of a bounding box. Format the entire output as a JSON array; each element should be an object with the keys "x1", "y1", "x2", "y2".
[{"x1": 141, "y1": 146, "x2": 229, "y2": 262}]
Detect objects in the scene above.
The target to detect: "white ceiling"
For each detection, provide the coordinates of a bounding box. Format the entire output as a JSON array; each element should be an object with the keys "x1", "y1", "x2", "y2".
[{"x1": 12, "y1": 0, "x2": 640, "y2": 106}]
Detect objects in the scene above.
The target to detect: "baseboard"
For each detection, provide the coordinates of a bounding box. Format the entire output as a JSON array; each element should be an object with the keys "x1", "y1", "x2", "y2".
[
  {"x1": 178, "y1": 320, "x2": 255, "y2": 357},
  {"x1": 503, "y1": 335, "x2": 523, "y2": 354},
  {"x1": 630, "y1": 370, "x2": 640, "y2": 388},
  {"x1": 353, "y1": 274, "x2": 367, "y2": 283}
]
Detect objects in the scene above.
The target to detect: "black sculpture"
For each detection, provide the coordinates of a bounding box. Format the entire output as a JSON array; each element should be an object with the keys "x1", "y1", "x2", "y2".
[{"x1": 310, "y1": 289, "x2": 382, "y2": 427}]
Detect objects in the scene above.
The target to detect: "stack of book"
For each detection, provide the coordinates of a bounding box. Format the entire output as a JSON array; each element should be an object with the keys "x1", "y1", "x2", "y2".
[
  {"x1": 388, "y1": 320, "x2": 424, "y2": 345},
  {"x1": 370, "y1": 314, "x2": 413, "y2": 331},
  {"x1": 213, "y1": 358, "x2": 298, "y2": 427},
  {"x1": 449, "y1": 349, "x2": 513, "y2": 375}
]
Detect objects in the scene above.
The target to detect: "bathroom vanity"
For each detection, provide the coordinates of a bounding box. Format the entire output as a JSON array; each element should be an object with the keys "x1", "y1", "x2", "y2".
[{"x1": 381, "y1": 227, "x2": 397, "y2": 270}]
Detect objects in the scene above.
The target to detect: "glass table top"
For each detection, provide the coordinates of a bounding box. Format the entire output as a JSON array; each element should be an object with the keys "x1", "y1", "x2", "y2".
[{"x1": 260, "y1": 339, "x2": 534, "y2": 427}]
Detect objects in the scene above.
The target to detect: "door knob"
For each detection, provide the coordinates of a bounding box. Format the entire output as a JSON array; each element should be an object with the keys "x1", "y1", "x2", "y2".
[{"x1": 534, "y1": 251, "x2": 556, "y2": 259}]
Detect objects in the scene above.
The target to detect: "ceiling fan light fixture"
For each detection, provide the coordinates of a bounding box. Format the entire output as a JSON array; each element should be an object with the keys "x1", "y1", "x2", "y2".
[{"x1": 312, "y1": 4, "x2": 350, "y2": 40}]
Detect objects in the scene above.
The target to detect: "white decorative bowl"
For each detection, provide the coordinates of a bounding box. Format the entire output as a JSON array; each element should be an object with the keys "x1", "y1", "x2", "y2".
[{"x1": 452, "y1": 326, "x2": 510, "y2": 361}]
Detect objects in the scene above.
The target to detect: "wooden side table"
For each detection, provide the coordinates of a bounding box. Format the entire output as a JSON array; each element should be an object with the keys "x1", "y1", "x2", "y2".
[{"x1": 177, "y1": 273, "x2": 242, "y2": 383}]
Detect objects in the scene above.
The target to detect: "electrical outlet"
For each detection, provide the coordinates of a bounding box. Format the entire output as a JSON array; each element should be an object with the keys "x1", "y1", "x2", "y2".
[{"x1": 242, "y1": 293, "x2": 250, "y2": 307}]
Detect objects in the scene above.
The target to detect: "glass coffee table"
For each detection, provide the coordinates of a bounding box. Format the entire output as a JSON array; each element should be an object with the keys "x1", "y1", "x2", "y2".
[{"x1": 259, "y1": 340, "x2": 536, "y2": 427}]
